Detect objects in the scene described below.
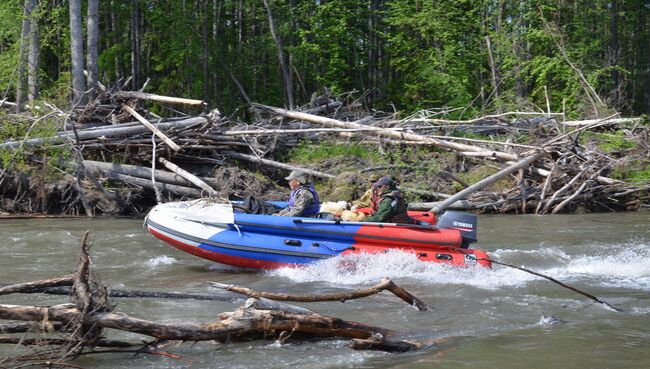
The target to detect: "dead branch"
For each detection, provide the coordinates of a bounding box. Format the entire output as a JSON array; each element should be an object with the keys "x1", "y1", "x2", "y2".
[
  {"x1": 0, "y1": 275, "x2": 76, "y2": 296},
  {"x1": 210, "y1": 277, "x2": 430, "y2": 311}
]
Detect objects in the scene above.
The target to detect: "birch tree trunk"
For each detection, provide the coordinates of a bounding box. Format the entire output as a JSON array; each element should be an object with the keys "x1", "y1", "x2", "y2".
[
  {"x1": 69, "y1": 0, "x2": 85, "y2": 105},
  {"x1": 27, "y1": 0, "x2": 39, "y2": 106},
  {"x1": 130, "y1": 0, "x2": 141, "y2": 90},
  {"x1": 86, "y1": 0, "x2": 99, "y2": 100},
  {"x1": 15, "y1": 0, "x2": 32, "y2": 113}
]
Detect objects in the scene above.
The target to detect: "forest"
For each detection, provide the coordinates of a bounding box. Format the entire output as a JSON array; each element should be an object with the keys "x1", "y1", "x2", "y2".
[{"x1": 1, "y1": 0, "x2": 650, "y2": 118}]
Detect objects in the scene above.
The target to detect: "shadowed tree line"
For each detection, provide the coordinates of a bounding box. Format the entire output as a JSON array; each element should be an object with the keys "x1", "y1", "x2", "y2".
[{"x1": 1, "y1": 0, "x2": 649, "y2": 118}]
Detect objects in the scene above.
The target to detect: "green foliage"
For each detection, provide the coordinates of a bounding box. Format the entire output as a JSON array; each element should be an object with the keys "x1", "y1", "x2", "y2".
[
  {"x1": 0, "y1": 111, "x2": 71, "y2": 176},
  {"x1": 287, "y1": 141, "x2": 381, "y2": 163},
  {"x1": 384, "y1": 0, "x2": 483, "y2": 112},
  {"x1": 579, "y1": 131, "x2": 636, "y2": 153},
  {"x1": 611, "y1": 160, "x2": 650, "y2": 184},
  {"x1": 455, "y1": 165, "x2": 513, "y2": 192},
  {"x1": 40, "y1": 72, "x2": 71, "y2": 108},
  {"x1": 4, "y1": 0, "x2": 650, "y2": 121},
  {"x1": 0, "y1": 1, "x2": 21, "y2": 97}
]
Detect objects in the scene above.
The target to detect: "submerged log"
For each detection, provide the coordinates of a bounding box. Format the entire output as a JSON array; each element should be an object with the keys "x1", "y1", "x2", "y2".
[
  {"x1": 0, "y1": 285, "x2": 238, "y2": 302},
  {"x1": 0, "y1": 275, "x2": 75, "y2": 296}
]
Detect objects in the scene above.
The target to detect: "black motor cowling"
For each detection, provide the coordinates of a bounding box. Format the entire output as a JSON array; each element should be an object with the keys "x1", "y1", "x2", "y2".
[{"x1": 436, "y1": 211, "x2": 478, "y2": 248}]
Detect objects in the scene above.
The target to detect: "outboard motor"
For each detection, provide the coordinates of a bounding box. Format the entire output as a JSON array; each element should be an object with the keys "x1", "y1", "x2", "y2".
[{"x1": 436, "y1": 211, "x2": 477, "y2": 248}]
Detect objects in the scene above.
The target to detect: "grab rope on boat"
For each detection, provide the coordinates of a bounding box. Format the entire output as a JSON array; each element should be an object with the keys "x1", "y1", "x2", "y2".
[
  {"x1": 462, "y1": 253, "x2": 623, "y2": 312},
  {"x1": 233, "y1": 223, "x2": 242, "y2": 238}
]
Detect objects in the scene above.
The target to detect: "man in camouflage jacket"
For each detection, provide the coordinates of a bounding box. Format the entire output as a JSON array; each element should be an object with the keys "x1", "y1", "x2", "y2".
[{"x1": 275, "y1": 170, "x2": 320, "y2": 217}]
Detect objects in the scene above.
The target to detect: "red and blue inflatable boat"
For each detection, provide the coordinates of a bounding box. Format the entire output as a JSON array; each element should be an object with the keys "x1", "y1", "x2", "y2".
[{"x1": 145, "y1": 199, "x2": 492, "y2": 269}]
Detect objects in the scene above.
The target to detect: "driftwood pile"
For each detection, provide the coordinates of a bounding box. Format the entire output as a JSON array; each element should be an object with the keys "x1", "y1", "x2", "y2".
[
  {"x1": 0, "y1": 233, "x2": 433, "y2": 367},
  {"x1": 0, "y1": 87, "x2": 648, "y2": 216}
]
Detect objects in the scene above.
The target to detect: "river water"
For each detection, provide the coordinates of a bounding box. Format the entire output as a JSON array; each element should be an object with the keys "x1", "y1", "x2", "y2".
[{"x1": 1, "y1": 211, "x2": 649, "y2": 368}]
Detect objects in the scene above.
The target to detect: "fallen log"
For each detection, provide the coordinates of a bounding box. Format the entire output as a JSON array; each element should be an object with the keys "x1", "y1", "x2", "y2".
[
  {"x1": 0, "y1": 301, "x2": 396, "y2": 342},
  {"x1": 122, "y1": 103, "x2": 181, "y2": 151},
  {"x1": 0, "y1": 274, "x2": 75, "y2": 296},
  {"x1": 113, "y1": 91, "x2": 207, "y2": 107},
  {"x1": 0, "y1": 117, "x2": 207, "y2": 150},
  {"x1": 102, "y1": 171, "x2": 203, "y2": 197},
  {"x1": 158, "y1": 157, "x2": 218, "y2": 196},
  {"x1": 211, "y1": 277, "x2": 430, "y2": 311},
  {"x1": 0, "y1": 99, "x2": 17, "y2": 108},
  {"x1": 251, "y1": 103, "x2": 520, "y2": 161},
  {"x1": 562, "y1": 117, "x2": 642, "y2": 127},
  {"x1": 0, "y1": 284, "x2": 239, "y2": 302},
  {"x1": 408, "y1": 200, "x2": 475, "y2": 211},
  {"x1": 72, "y1": 159, "x2": 220, "y2": 189},
  {"x1": 431, "y1": 151, "x2": 547, "y2": 213}
]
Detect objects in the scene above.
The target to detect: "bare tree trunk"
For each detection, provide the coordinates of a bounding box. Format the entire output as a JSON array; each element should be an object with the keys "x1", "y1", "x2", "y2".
[
  {"x1": 610, "y1": 0, "x2": 620, "y2": 109},
  {"x1": 485, "y1": 36, "x2": 499, "y2": 105},
  {"x1": 130, "y1": 0, "x2": 141, "y2": 89},
  {"x1": 27, "y1": 0, "x2": 39, "y2": 106},
  {"x1": 15, "y1": 0, "x2": 32, "y2": 113},
  {"x1": 110, "y1": 0, "x2": 122, "y2": 80},
  {"x1": 86, "y1": 0, "x2": 99, "y2": 100},
  {"x1": 262, "y1": 0, "x2": 293, "y2": 109},
  {"x1": 200, "y1": 0, "x2": 210, "y2": 102},
  {"x1": 69, "y1": 0, "x2": 85, "y2": 105}
]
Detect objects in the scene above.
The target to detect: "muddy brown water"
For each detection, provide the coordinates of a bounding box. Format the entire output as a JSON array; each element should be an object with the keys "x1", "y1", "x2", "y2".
[{"x1": 1, "y1": 211, "x2": 649, "y2": 368}]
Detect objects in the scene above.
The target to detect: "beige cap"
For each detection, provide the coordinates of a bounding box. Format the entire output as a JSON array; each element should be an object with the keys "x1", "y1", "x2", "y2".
[{"x1": 285, "y1": 170, "x2": 308, "y2": 184}]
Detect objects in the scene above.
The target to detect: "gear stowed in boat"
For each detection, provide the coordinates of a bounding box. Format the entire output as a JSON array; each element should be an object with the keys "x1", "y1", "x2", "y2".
[{"x1": 144, "y1": 199, "x2": 492, "y2": 269}]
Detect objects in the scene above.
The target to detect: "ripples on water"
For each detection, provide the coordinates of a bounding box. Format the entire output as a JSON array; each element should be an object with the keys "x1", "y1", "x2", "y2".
[{"x1": 1, "y1": 213, "x2": 649, "y2": 369}]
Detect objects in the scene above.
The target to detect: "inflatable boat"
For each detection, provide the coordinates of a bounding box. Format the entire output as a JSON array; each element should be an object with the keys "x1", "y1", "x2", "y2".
[{"x1": 144, "y1": 199, "x2": 492, "y2": 269}]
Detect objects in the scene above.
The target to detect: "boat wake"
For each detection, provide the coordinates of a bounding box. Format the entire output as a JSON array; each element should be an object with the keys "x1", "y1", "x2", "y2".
[
  {"x1": 271, "y1": 250, "x2": 510, "y2": 288},
  {"x1": 272, "y1": 240, "x2": 650, "y2": 291},
  {"x1": 492, "y1": 239, "x2": 650, "y2": 291}
]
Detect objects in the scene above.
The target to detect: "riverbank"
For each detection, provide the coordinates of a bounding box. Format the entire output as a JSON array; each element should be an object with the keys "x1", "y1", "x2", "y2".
[{"x1": 1, "y1": 91, "x2": 648, "y2": 217}]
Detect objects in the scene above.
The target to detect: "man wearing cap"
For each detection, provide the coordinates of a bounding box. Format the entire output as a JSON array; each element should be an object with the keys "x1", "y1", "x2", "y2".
[
  {"x1": 351, "y1": 174, "x2": 380, "y2": 210},
  {"x1": 365, "y1": 176, "x2": 412, "y2": 223},
  {"x1": 275, "y1": 170, "x2": 321, "y2": 217}
]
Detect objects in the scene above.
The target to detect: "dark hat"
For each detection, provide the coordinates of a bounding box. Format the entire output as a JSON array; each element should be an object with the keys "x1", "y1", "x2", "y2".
[
  {"x1": 285, "y1": 170, "x2": 308, "y2": 184},
  {"x1": 373, "y1": 176, "x2": 394, "y2": 187}
]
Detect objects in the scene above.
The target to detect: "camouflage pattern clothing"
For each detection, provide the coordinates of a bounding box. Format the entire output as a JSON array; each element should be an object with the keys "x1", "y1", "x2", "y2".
[
  {"x1": 352, "y1": 188, "x2": 375, "y2": 208},
  {"x1": 276, "y1": 185, "x2": 318, "y2": 217},
  {"x1": 365, "y1": 185, "x2": 411, "y2": 223}
]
